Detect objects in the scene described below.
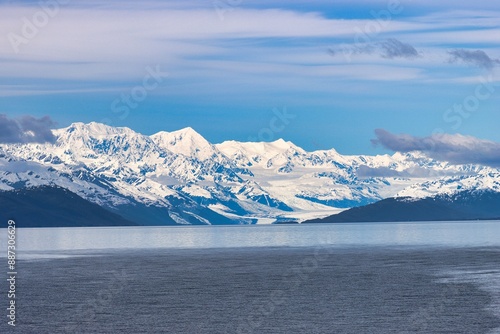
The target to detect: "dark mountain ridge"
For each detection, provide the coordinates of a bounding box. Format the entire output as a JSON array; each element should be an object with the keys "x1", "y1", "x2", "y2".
[
  {"x1": 0, "y1": 186, "x2": 137, "y2": 227},
  {"x1": 304, "y1": 190, "x2": 500, "y2": 223}
]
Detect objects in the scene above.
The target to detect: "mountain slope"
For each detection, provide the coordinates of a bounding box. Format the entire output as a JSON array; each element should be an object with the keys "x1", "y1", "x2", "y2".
[
  {"x1": 0, "y1": 186, "x2": 137, "y2": 227},
  {"x1": 305, "y1": 190, "x2": 500, "y2": 223}
]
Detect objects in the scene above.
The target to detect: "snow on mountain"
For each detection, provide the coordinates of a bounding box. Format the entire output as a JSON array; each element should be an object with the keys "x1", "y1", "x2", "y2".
[
  {"x1": 0, "y1": 122, "x2": 498, "y2": 224},
  {"x1": 0, "y1": 147, "x2": 132, "y2": 207},
  {"x1": 151, "y1": 127, "x2": 221, "y2": 161},
  {"x1": 215, "y1": 138, "x2": 476, "y2": 213},
  {"x1": 397, "y1": 168, "x2": 500, "y2": 198},
  {"x1": 217, "y1": 139, "x2": 306, "y2": 167}
]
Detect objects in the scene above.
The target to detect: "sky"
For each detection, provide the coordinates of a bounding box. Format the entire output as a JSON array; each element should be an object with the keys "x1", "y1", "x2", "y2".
[{"x1": 0, "y1": 0, "x2": 499, "y2": 155}]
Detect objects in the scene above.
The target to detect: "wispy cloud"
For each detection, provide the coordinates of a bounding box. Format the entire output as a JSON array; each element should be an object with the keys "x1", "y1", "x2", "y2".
[
  {"x1": 329, "y1": 39, "x2": 420, "y2": 60},
  {"x1": 0, "y1": 115, "x2": 56, "y2": 144},
  {"x1": 0, "y1": 1, "x2": 499, "y2": 100},
  {"x1": 372, "y1": 129, "x2": 500, "y2": 167},
  {"x1": 448, "y1": 49, "x2": 500, "y2": 70}
]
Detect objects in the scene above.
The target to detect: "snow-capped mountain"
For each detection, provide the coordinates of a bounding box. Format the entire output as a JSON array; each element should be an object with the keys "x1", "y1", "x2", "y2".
[
  {"x1": 396, "y1": 169, "x2": 500, "y2": 198},
  {"x1": 0, "y1": 122, "x2": 497, "y2": 225},
  {"x1": 151, "y1": 127, "x2": 223, "y2": 162}
]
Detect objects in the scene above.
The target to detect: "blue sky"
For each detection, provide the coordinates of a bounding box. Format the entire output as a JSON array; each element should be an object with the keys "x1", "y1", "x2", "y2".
[{"x1": 0, "y1": 0, "x2": 499, "y2": 154}]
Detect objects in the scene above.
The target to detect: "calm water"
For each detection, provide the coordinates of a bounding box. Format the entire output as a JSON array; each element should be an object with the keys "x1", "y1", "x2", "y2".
[
  {"x1": 1, "y1": 221, "x2": 500, "y2": 333},
  {"x1": 5, "y1": 220, "x2": 500, "y2": 255}
]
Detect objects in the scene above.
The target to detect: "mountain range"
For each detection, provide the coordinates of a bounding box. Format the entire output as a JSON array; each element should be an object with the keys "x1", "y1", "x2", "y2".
[{"x1": 0, "y1": 122, "x2": 499, "y2": 226}]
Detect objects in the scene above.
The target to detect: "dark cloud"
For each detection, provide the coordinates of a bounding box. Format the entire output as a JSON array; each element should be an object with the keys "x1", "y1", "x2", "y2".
[
  {"x1": 379, "y1": 38, "x2": 419, "y2": 59},
  {"x1": 372, "y1": 129, "x2": 500, "y2": 167},
  {"x1": 371, "y1": 129, "x2": 430, "y2": 152},
  {"x1": 448, "y1": 49, "x2": 500, "y2": 70},
  {"x1": 329, "y1": 39, "x2": 420, "y2": 60},
  {"x1": 0, "y1": 115, "x2": 56, "y2": 144}
]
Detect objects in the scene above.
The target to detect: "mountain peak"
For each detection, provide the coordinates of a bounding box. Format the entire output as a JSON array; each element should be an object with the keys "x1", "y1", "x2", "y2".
[
  {"x1": 151, "y1": 127, "x2": 216, "y2": 159},
  {"x1": 271, "y1": 138, "x2": 287, "y2": 146},
  {"x1": 50, "y1": 122, "x2": 156, "y2": 161},
  {"x1": 270, "y1": 138, "x2": 303, "y2": 151},
  {"x1": 177, "y1": 126, "x2": 196, "y2": 133},
  {"x1": 57, "y1": 122, "x2": 136, "y2": 138},
  {"x1": 151, "y1": 126, "x2": 203, "y2": 140},
  {"x1": 216, "y1": 138, "x2": 305, "y2": 163},
  {"x1": 169, "y1": 127, "x2": 204, "y2": 140}
]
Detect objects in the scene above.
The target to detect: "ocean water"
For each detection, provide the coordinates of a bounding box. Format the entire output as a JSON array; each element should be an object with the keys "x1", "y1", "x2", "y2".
[{"x1": 1, "y1": 221, "x2": 500, "y2": 333}]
